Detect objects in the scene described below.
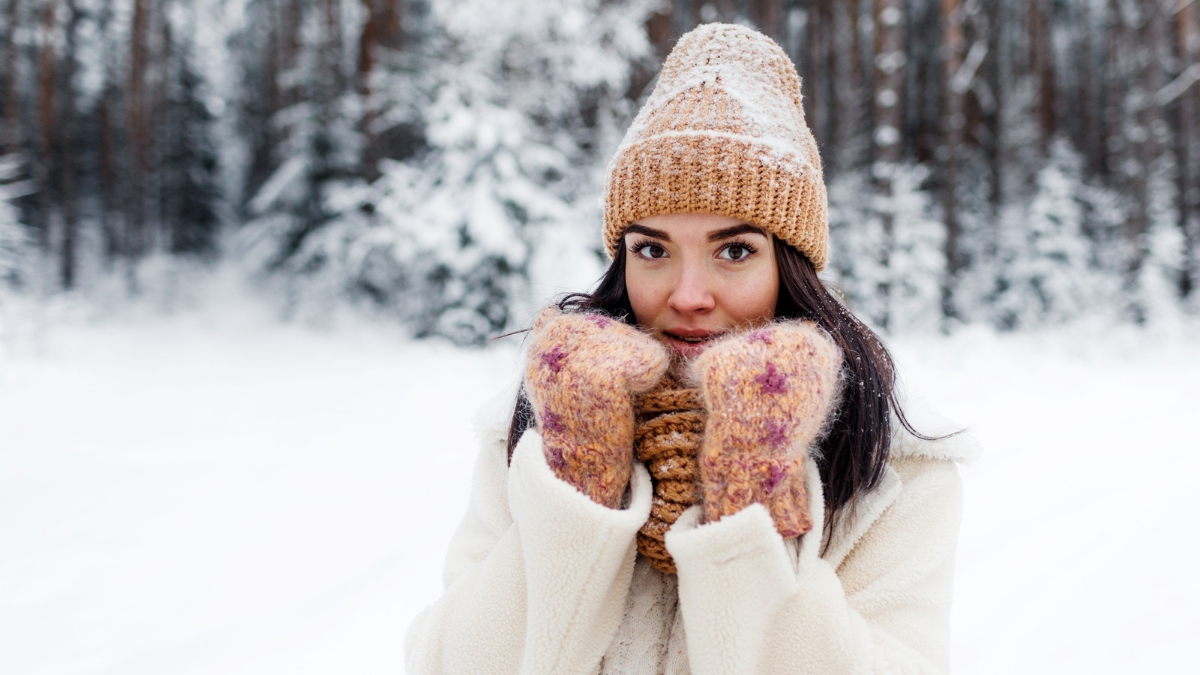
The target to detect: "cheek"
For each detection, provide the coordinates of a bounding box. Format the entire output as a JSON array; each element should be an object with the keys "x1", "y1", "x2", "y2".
[
  {"x1": 718, "y1": 264, "x2": 779, "y2": 323},
  {"x1": 625, "y1": 265, "x2": 667, "y2": 326}
]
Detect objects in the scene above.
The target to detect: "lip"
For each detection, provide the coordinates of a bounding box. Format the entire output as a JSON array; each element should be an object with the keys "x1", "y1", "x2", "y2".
[{"x1": 661, "y1": 328, "x2": 724, "y2": 358}]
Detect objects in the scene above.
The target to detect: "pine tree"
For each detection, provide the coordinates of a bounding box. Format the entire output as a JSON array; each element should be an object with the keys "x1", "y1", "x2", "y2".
[
  {"x1": 161, "y1": 45, "x2": 222, "y2": 256},
  {"x1": 369, "y1": 0, "x2": 656, "y2": 342},
  {"x1": 0, "y1": 0, "x2": 1195, "y2": 331},
  {"x1": 401, "y1": 0, "x2": 655, "y2": 341},
  {"x1": 0, "y1": 154, "x2": 31, "y2": 283},
  {"x1": 240, "y1": 0, "x2": 657, "y2": 342},
  {"x1": 1134, "y1": 148, "x2": 1186, "y2": 325},
  {"x1": 829, "y1": 164, "x2": 943, "y2": 333},
  {"x1": 992, "y1": 139, "x2": 1107, "y2": 326},
  {"x1": 239, "y1": 0, "x2": 368, "y2": 319}
]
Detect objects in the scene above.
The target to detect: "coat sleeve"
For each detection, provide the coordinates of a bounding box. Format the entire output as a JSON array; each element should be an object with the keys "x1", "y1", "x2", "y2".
[
  {"x1": 404, "y1": 427, "x2": 654, "y2": 675},
  {"x1": 665, "y1": 455, "x2": 964, "y2": 675}
]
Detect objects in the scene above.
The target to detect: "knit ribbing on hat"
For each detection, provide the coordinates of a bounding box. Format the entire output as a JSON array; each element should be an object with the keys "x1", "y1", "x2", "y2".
[{"x1": 603, "y1": 23, "x2": 829, "y2": 271}]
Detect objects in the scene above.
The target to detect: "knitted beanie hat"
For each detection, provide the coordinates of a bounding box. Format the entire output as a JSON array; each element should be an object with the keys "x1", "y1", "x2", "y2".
[{"x1": 603, "y1": 23, "x2": 829, "y2": 271}]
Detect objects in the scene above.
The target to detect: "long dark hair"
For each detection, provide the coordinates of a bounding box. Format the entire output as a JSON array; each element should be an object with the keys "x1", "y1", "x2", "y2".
[{"x1": 506, "y1": 238, "x2": 939, "y2": 532}]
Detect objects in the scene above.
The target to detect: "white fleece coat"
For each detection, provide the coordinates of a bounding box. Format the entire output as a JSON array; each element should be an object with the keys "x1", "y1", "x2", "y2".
[{"x1": 405, "y1": 383, "x2": 977, "y2": 675}]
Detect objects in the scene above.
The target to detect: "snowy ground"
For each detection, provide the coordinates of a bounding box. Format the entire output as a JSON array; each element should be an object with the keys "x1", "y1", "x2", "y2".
[{"x1": 3, "y1": 282, "x2": 1198, "y2": 675}]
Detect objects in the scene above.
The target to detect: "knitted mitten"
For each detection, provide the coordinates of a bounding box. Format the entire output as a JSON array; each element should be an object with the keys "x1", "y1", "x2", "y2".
[
  {"x1": 691, "y1": 322, "x2": 843, "y2": 537},
  {"x1": 523, "y1": 308, "x2": 671, "y2": 508}
]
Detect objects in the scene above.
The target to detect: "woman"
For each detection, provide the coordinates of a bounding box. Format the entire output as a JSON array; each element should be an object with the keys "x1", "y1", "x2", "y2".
[{"x1": 405, "y1": 23, "x2": 976, "y2": 675}]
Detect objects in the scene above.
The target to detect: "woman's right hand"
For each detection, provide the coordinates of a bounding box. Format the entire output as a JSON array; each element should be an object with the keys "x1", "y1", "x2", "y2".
[{"x1": 523, "y1": 307, "x2": 671, "y2": 508}]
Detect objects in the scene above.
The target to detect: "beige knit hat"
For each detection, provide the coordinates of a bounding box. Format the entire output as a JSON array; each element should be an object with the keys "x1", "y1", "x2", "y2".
[{"x1": 603, "y1": 23, "x2": 829, "y2": 271}]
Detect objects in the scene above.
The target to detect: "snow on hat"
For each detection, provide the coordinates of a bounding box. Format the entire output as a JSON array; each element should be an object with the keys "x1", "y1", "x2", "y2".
[{"x1": 603, "y1": 23, "x2": 829, "y2": 271}]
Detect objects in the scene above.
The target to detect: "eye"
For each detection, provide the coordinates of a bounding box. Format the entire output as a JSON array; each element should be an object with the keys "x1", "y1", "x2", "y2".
[
  {"x1": 718, "y1": 242, "x2": 757, "y2": 261},
  {"x1": 630, "y1": 240, "x2": 668, "y2": 260}
]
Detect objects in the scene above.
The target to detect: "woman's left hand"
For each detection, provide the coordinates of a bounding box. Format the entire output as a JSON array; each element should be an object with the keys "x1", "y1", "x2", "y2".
[{"x1": 690, "y1": 321, "x2": 843, "y2": 537}]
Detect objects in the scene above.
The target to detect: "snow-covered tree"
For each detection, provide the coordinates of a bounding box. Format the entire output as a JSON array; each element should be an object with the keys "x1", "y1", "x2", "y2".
[
  {"x1": 1131, "y1": 156, "x2": 1186, "y2": 325},
  {"x1": 0, "y1": 0, "x2": 1195, "y2": 333},
  {"x1": 991, "y1": 139, "x2": 1108, "y2": 327},
  {"x1": 373, "y1": 0, "x2": 656, "y2": 341},
  {"x1": 0, "y1": 154, "x2": 31, "y2": 284},
  {"x1": 160, "y1": 37, "x2": 223, "y2": 256},
  {"x1": 237, "y1": 0, "x2": 368, "y2": 317},
  {"x1": 241, "y1": 0, "x2": 656, "y2": 342},
  {"x1": 829, "y1": 163, "x2": 944, "y2": 333}
]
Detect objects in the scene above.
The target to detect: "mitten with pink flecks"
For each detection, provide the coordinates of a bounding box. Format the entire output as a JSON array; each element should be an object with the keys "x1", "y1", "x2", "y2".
[
  {"x1": 690, "y1": 322, "x2": 843, "y2": 537},
  {"x1": 522, "y1": 308, "x2": 671, "y2": 508}
]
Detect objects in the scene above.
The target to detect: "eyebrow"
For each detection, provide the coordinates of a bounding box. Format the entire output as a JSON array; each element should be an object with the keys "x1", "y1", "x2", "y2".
[
  {"x1": 707, "y1": 223, "x2": 768, "y2": 242},
  {"x1": 623, "y1": 224, "x2": 671, "y2": 241},
  {"x1": 623, "y1": 222, "x2": 767, "y2": 243}
]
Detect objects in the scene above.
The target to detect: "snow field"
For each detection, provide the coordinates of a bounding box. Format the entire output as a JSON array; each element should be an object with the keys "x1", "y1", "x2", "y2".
[
  {"x1": 2, "y1": 304, "x2": 1197, "y2": 674},
  {"x1": 1, "y1": 303, "x2": 522, "y2": 675},
  {"x1": 892, "y1": 327, "x2": 1200, "y2": 672}
]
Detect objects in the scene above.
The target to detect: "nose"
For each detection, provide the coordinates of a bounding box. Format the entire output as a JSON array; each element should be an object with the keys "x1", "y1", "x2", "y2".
[{"x1": 667, "y1": 259, "x2": 716, "y2": 316}]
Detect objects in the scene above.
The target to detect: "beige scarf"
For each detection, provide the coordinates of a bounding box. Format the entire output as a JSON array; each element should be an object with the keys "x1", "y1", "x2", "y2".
[{"x1": 632, "y1": 376, "x2": 706, "y2": 574}]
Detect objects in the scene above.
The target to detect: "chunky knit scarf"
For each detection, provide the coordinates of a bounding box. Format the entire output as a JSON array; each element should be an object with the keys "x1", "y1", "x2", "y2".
[{"x1": 633, "y1": 375, "x2": 706, "y2": 575}]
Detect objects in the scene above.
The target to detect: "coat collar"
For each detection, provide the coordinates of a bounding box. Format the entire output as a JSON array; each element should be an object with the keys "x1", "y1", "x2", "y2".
[
  {"x1": 889, "y1": 392, "x2": 981, "y2": 464},
  {"x1": 819, "y1": 393, "x2": 977, "y2": 570},
  {"x1": 475, "y1": 380, "x2": 522, "y2": 451},
  {"x1": 817, "y1": 464, "x2": 903, "y2": 570}
]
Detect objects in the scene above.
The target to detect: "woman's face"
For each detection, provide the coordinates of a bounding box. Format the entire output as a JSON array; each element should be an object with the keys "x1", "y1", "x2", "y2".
[{"x1": 624, "y1": 213, "x2": 779, "y2": 359}]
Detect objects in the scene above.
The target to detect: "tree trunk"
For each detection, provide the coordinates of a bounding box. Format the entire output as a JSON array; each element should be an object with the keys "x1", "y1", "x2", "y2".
[
  {"x1": 98, "y1": 92, "x2": 120, "y2": 262},
  {"x1": 873, "y1": 0, "x2": 906, "y2": 330},
  {"x1": 804, "y1": 0, "x2": 835, "y2": 157},
  {"x1": 321, "y1": 0, "x2": 345, "y2": 102},
  {"x1": 832, "y1": 0, "x2": 865, "y2": 174},
  {"x1": 1114, "y1": 0, "x2": 1165, "y2": 321},
  {"x1": 2, "y1": 0, "x2": 23, "y2": 153},
  {"x1": 58, "y1": 0, "x2": 82, "y2": 289},
  {"x1": 1104, "y1": 0, "x2": 1123, "y2": 185},
  {"x1": 982, "y1": 0, "x2": 1003, "y2": 212},
  {"x1": 153, "y1": 6, "x2": 172, "y2": 254},
  {"x1": 646, "y1": 4, "x2": 675, "y2": 59},
  {"x1": 358, "y1": 0, "x2": 380, "y2": 180},
  {"x1": 940, "y1": 0, "x2": 965, "y2": 326},
  {"x1": 358, "y1": 0, "x2": 404, "y2": 181},
  {"x1": 672, "y1": 0, "x2": 695, "y2": 42},
  {"x1": 1077, "y1": 0, "x2": 1105, "y2": 179},
  {"x1": 908, "y1": 0, "x2": 942, "y2": 165},
  {"x1": 749, "y1": 0, "x2": 783, "y2": 42},
  {"x1": 36, "y1": 0, "x2": 58, "y2": 254},
  {"x1": 1175, "y1": 0, "x2": 1199, "y2": 300},
  {"x1": 1029, "y1": 0, "x2": 1056, "y2": 155},
  {"x1": 127, "y1": 0, "x2": 151, "y2": 264}
]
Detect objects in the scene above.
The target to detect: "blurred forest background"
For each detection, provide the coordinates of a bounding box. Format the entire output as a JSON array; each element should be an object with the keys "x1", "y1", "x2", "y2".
[{"x1": 1, "y1": 0, "x2": 1198, "y2": 343}]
